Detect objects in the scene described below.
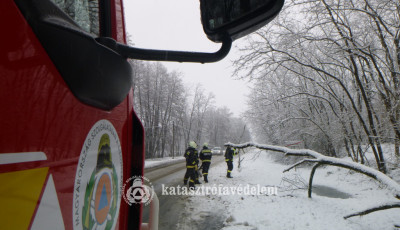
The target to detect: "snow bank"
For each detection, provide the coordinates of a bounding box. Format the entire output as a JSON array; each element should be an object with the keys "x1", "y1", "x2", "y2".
[
  {"x1": 226, "y1": 142, "x2": 400, "y2": 197},
  {"x1": 145, "y1": 156, "x2": 185, "y2": 169}
]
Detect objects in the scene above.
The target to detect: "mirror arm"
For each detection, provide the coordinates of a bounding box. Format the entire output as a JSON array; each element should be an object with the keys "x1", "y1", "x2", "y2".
[{"x1": 96, "y1": 37, "x2": 232, "y2": 63}]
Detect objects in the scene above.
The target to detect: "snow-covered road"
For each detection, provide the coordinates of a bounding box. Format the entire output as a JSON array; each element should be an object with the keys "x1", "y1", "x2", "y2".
[{"x1": 175, "y1": 150, "x2": 399, "y2": 230}]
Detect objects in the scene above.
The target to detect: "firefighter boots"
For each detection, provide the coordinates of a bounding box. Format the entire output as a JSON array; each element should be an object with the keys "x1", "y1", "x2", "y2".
[{"x1": 204, "y1": 175, "x2": 208, "y2": 183}]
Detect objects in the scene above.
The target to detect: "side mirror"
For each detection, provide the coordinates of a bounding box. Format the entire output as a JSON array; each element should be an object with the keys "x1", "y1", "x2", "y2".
[
  {"x1": 200, "y1": 0, "x2": 285, "y2": 42},
  {"x1": 115, "y1": 0, "x2": 285, "y2": 63},
  {"x1": 18, "y1": 0, "x2": 285, "y2": 69}
]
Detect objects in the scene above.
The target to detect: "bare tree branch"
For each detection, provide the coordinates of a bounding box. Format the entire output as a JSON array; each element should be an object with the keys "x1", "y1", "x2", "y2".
[{"x1": 343, "y1": 202, "x2": 400, "y2": 219}]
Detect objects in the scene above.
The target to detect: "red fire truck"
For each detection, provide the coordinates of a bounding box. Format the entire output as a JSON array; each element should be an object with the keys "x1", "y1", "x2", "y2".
[{"x1": 0, "y1": 0, "x2": 283, "y2": 229}]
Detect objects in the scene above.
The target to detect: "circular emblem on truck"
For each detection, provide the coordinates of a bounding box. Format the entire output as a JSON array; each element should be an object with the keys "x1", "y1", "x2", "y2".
[{"x1": 73, "y1": 120, "x2": 123, "y2": 230}]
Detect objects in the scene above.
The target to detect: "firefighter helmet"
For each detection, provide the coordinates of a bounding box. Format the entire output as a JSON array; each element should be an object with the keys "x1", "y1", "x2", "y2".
[{"x1": 189, "y1": 141, "x2": 197, "y2": 148}]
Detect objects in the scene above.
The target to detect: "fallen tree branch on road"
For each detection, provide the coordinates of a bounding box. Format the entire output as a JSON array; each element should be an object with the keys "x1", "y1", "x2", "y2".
[
  {"x1": 343, "y1": 202, "x2": 400, "y2": 219},
  {"x1": 225, "y1": 142, "x2": 400, "y2": 219},
  {"x1": 283, "y1": 159, "x2": 319, "y2": 173}
]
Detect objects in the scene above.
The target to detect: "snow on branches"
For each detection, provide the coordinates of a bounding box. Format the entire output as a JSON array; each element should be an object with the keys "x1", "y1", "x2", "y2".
[{"x1": 225, "y1": 142, "x2": 400, "y2": 219}]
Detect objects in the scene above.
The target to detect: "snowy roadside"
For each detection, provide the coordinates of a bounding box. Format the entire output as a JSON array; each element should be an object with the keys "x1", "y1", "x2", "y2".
[
  {"x1": 144, "y1": 156, "x2": 185, "y2": 170},
  {"x1": 176, "y1": 150, "x2": 399, "y2": 230}
]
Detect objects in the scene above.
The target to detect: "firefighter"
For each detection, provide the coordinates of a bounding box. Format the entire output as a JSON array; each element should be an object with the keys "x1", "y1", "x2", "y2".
[
  {"x1": 225, "y1": 145, "x2": 235, "y2": 178},
  {"x1": 191, "y1": 141, "x2": 202, "y2": 185},
  {"x1": 184, "y1": 141, "x2": 198, "y2": 189},
  {"x1": 199, "y1": 142, "x2": 212, "y2": 183}
]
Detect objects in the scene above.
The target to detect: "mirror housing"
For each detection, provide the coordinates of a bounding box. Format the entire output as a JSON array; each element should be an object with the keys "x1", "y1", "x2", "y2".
[
  {"x1": 17, "y1": 0, "x2": 285, "y2": 68},
  {"x1": 109, "y1": 0, "x2": 285, "y2": 62},
  {"x1": 200, "y1": 0, "x2": 285, "y2": 42}
]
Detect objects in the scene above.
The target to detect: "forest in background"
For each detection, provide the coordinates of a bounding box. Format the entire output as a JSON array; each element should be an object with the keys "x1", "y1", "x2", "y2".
[
  {"x1": 234, "y1": 0, "x2": 400, "y2": 173},
  {"x1": 130, "y1": 60, "x2": 251, "y2": 159}
]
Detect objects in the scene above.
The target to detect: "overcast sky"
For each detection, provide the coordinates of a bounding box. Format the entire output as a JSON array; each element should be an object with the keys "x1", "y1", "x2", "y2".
[{"x1": 123, "y1": 0, "x2": 251, "y2": 116}]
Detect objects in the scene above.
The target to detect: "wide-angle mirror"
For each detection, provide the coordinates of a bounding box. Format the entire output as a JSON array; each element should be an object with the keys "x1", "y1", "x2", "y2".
[{"x1": 200, "y1": 0, "x2": 285, "y2": 42}]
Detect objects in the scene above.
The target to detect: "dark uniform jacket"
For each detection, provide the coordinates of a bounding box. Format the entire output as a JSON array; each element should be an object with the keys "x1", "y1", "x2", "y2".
[
  {"x1": 185, "y1": 147, "x2": 198, "y2": 168},
  {"x1": 225, "y1": 147, "x2": 235, "y2": 161},
  {"x1": 200, "y1": 147, "x2": 212, "y2": 162}
]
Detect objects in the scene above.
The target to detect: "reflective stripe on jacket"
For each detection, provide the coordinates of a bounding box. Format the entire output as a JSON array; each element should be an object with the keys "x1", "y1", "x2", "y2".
[{"x1": 200, "y1": 147, "x2": 212, "y2": 162}]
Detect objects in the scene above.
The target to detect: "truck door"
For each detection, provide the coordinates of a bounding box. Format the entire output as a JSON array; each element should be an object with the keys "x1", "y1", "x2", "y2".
[{"x1": 0, "y1": 0, "x2": 144, "y2": 229}]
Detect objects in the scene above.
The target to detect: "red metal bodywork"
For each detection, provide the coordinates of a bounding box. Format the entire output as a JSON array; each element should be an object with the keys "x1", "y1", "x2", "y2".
[{"x1": 0, "y1": 0, "x2": 144, "y2": 229}]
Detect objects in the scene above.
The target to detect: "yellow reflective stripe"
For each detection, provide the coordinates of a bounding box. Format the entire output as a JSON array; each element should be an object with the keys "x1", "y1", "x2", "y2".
[
  {"x1": 227, "y1": 170, "x2": 232, "y2": 172},
  {"x1": 186, "y1": 166, "x2": 195, "y2": 168},
  {"x1": 203, "y1": 173, "x2": 208, "y2": 175},
  {"x1": 202, "y1": 160, "x2": 211, "y2": 162},
  {"x1": 189, "y1": 180, "x2": 195, "y2": 182}
]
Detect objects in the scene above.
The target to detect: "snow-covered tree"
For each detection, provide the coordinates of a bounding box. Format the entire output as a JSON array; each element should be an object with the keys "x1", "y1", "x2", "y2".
[{"x1": 235, "y1": 0, "x2": 400, "y2": 173}]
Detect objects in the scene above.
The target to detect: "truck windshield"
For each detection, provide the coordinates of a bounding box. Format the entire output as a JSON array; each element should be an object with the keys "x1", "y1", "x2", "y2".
[{"x1": 50, "y1": 0, "x2": 100, "y2": 36}]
